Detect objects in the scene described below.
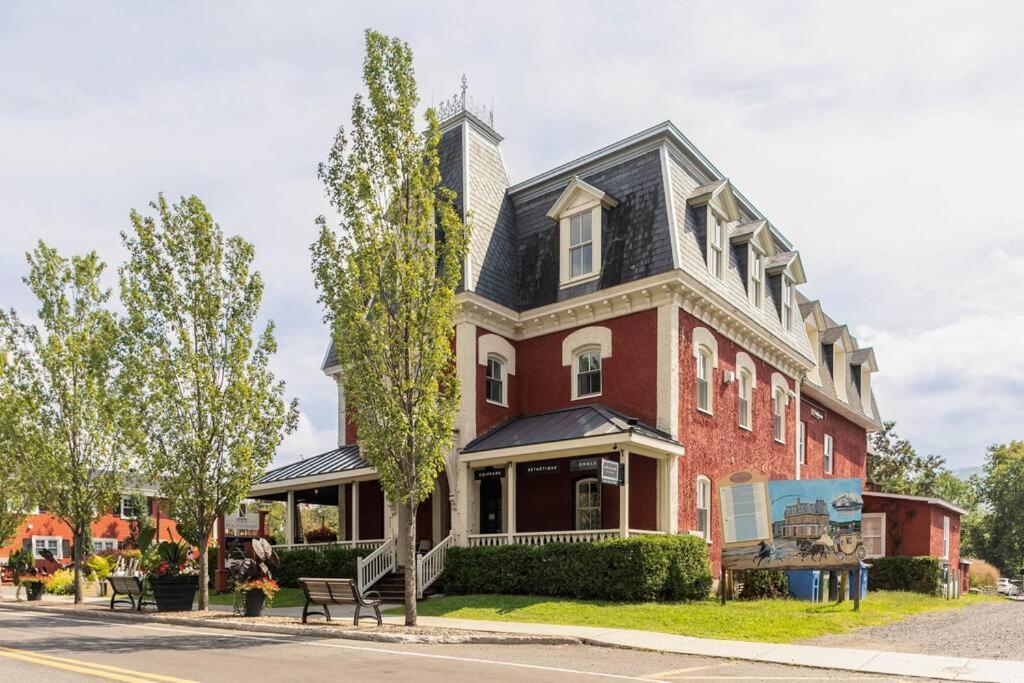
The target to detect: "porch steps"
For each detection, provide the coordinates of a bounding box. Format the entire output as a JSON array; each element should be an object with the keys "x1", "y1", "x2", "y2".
[{"x1": 368, "y1": 570, "x2": 439, "y2": 603}]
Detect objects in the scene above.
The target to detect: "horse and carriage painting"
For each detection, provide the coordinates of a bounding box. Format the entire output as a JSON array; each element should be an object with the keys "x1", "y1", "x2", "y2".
[{"x1": 718, "y1": 472, "x2": 866, "y2": 571}]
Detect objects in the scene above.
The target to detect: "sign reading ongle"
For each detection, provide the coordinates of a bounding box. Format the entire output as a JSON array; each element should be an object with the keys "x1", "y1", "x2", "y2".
[{"x1": 717, "y1": 471, "x2": 865, "y2": 571}]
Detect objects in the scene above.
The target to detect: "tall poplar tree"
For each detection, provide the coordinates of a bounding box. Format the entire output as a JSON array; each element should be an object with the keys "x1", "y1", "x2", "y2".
[
  {"x1": 1, "y1": 244, "x2": 131, "y2": 603},
  {"x1": 311, "y1": 30, "x2": 468, "y2": 625},
  {"x1": 0, "y1": 342, "x2": 34, "y2": 591},
  {"x1": 121, "y1": 194, "x2": 297, "y2": 609}
]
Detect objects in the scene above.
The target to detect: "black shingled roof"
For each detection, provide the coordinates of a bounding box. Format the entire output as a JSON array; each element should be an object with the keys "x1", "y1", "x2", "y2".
[
  {"x1": 257, "y1": 445, "x2": 367, "y2": 484},
  {"x1": 463, "y1": 404, "x2": 679, "y2": 453}
]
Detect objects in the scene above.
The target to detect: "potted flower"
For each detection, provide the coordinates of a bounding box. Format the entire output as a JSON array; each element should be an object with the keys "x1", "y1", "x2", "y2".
[
  {"x1": 229, "y1": 538, "x2": 280, "y2": 617},
  {"x1": 8, "y1": 548, "x2": 48, "y2": 601},
  {"x1": 144, "y1": 539, "x2": 199, "y2": 612}
]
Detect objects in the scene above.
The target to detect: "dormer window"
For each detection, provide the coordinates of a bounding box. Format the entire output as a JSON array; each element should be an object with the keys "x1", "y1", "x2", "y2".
[
  {"x1": 833, "y1": 344, "x2": 847, "y2": 403},
  {"x1": 709, "y1": 213, "x2": 726, "y2": 279},
  {"x1": 569, "y1": 211, "x2": 593, "y2": 278},
  {"x1": 485, "y1": 355, "x2": 506, "y2": 406},
  {"x1": 688, "y1": 180, "x2": 739, "y2": 283},
  {"x1": 749, "y1": 248, "x2": 764, "y2": 308},
  {"x1": 781, "y1": 277, "x2": 794, "y2": 331},
  {"x1": 547, "y1": 177, "x2": 618, "y2": 289}
]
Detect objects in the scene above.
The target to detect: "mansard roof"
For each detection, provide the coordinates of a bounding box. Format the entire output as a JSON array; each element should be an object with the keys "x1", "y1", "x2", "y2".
[{"x1": 765, "y1": 251, "x2": 807, "y2": 284}]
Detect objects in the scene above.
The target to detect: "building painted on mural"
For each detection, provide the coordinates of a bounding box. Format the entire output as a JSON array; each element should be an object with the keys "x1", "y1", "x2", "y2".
[{"x1": 246, "y1": 85, "x2": 953, "y2": 594}]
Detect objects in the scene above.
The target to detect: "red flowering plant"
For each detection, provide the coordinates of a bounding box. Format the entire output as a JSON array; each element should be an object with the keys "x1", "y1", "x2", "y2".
[
  {"x1": 229, "y1": 538, "x2": 281, "y2": 610},
  {"x1": 142, "y1": 539, "x2": 198, "y2": 580}
]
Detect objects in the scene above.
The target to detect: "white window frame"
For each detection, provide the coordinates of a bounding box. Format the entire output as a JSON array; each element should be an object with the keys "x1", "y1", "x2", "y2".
[
  {"x1": 120, "y1": 496, "x2": 139, "y2": 519},
  {"x1": 797, "y1": 421, "x2": 806, "y2": 465},
  {"x1": 574, "y1": 348, "x2": 602, "y2": 400},
  {"x1": 695, "y1": 476, "x2": 712, "y2": 542},
  {"x1": 942, "y1": 516, "x2": 950, "y2": 560},
  {"x1": 484, "y1": 354, "x2": 507, "y2": 407},
  {"x1": 748, "y1": 246, "x2": 764, "y2": 308},
  {"x1": 824, "y1": 434, "x2": 834, "y2": 474},
  {"x1": 92, "y1": 538, "x2": 118, "y2": 553},
  {"x1": 707, "y1": 211, "x2": 727, "y2": 280},
  {"x1": 773, "y1": 388, "x2": 786, "y2": 443},
  {"x1": 781, "y1": 277, "x2": 794, "y2": 331},
  {"x1": 550, "y1": 178, "x2": 616, "y2": 289},
  {"x1": 567, "y1": 210, "x2": 595, "y2": 281},
  {"x1": 738, "y1": 369, "x2": 752, "y2": 430},
  {"x1": 862, "y1": 512, "x2": 886, "y2": 558},
  {"x1": 696, "y1": 347, "x2": 713, "y2": 414},
  {"x1": 575, "y1": 478, "x2": 602, "y2": 531},
  {"x1": 32, "y1": 535, "x2": 62, "y2": 560}
]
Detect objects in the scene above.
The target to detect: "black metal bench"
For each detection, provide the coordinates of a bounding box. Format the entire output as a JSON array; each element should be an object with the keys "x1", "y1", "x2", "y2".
[
  {"x1": 298, "y1": 578, "x2": 382, "y2": 626},
  {"x1": 107, "y1": 575, "x2": 153, "y2": 612}
]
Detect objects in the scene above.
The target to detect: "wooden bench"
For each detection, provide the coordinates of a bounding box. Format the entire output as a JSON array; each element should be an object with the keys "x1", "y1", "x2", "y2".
[
  {"x1": 298, "y1": 578, "x2": 382, "y2": 626},
  {"x1": 107, "y1": 575, "x2": 153, "y2": 612}
]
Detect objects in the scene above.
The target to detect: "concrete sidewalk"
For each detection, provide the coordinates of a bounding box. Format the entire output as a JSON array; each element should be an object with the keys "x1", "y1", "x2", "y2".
[{"x1": 382, "y1": 614, "x2": 1024, "y2": 682}]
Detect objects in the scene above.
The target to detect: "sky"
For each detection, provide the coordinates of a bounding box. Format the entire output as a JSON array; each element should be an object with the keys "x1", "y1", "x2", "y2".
[{"x1": 2, "y1": 2, "x2": 1022, "y2": 470}]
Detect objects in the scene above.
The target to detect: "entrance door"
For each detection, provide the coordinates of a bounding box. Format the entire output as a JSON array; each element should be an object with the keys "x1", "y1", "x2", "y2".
[{"x1": 479, "y1": 478, "x2": 502, "y2": 534}]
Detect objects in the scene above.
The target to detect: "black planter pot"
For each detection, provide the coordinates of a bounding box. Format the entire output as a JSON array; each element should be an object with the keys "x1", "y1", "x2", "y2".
[
  {"x1": 150, "y1": 575, "x2": 198, "y2": 612},
  {"x1": 243, "y1": 589, "x2": 266, "y2": 617},
  {"x1": 25, "y1": 582, "x2": 44, "y2": 601}
]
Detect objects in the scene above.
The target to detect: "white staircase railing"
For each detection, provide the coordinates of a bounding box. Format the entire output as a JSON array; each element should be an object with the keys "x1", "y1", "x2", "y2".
[
  {"x1": 416, "y1": 534, "x2": 453, "y2": 598},
  {"x1": 357, "y1": 536, "x2": 396, "y2": 593}
]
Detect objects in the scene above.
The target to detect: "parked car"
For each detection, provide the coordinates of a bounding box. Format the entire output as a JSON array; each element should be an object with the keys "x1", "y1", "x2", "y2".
[{"x1": 997, "y1": 578, "x2": 1020, "y2": 596}]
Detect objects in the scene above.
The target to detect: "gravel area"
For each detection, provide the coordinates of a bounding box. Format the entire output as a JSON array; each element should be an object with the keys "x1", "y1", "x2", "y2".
[{"x1": 805, "y1": 598, "x2": 1024, "y2": 660}]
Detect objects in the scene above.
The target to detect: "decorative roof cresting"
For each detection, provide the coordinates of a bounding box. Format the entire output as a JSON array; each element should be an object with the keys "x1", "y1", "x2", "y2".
[{"x1": 437, "y1": 74, "x2": 495, "y2": 130}]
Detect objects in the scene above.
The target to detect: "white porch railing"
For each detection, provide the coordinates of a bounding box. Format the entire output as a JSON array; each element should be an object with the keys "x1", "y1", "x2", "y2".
[
  {"x1": 467, "y1": 529, "x2": 664, "y2": 547},
  {"x1": 271, "y1": 539, "x2": 385, "y2": 554},
  {"x1": 416, "y1": 533, "x2": 453, "y2": 598},
  {"x1": 357, "y1": 536, "x2": 396, "y2": 593}
]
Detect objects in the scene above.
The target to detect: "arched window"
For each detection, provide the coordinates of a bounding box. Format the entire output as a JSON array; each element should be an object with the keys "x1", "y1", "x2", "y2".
[
  {"x1": 773, "y1": 388, "x2": 786, "y2": 443},
  {"x1": 575, "y1": 349, "x2": 602, "y2": 398},
  {"x1": 485, "y1": 355, "x2": 506, "y2": 406},
  {"x1": 575, "y1": 478, "x2": 602, "y2": 530},
  {"x1": 695, "y1": 476, "x2": 711, "y2": 540},
  {"x1": 738, "y1": 369, "x2": 752, "y2": 430},
  {"x1": 696, "y1": 347, "x2": 713, "y2": 413}
]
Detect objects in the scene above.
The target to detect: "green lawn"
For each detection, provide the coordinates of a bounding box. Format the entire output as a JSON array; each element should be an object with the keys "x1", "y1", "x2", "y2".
[
  {"x1": 393, "y1": 592, "x2": 998, "y2": 643},
  {"x1": 202, "y1": 587, "x2": 306, "y2": 609}
]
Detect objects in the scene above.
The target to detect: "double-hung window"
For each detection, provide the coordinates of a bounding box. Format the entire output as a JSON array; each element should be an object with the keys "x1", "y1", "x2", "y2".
[
  {"x1": 568, "y1": 211, "x2": 593, "y2": 279},
  {"x1": 773, "y1": 389, "x2": 786, "y2": 443},
  {"x1": 781, "y1": 277, "x2": 794, "y2": 331},
  {"x1": 485, "y1": 356, "x2": 506, "y2": 405},
  {"x1": 709, "y1": 215, "x2": 725, "y2": 279},
  {"x1": 750, "y1": 249, "x2": 764, "y2": 308},
  {"x1": 32, "y1": 536, "x2": 62, "y2": 560},
  {"x1": 797, "y1": 422, "x2": 806, "y2": 465},
  {"x1": 575, "y1": 349, "x2": 602, "y2": 398},
  {"x1": 696, "y1": 476, "x2": 711, "y2": 540},
  {"x1": 738, "y1": 370, "x2": 752, "y2": 430},
  {"x1": 824, "y1": 434, "x2": 834, "y2": 474},
  {"x1": 93, "y1": 538, "x2": 118, "y2": 553},
  {"x1": 696, "y1": 348, "x2": 712, "y2": 413},
  {"x1": 575, "y1": 478, "x2": 602, "y2": 530},
  {"x1": 942, "y1": 516, "x2": 950, "y2": 559},
  {"x1": 862, "y1": 513, "x2": 885, "y2": 558},
  {"x1": 120, "y1": 496, "x2": 139, "y2": 519}
]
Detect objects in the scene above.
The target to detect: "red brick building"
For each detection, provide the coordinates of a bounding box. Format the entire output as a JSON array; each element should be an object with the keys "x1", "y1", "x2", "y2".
[{"x1": 246, "y1": 92, "x2": 955, "y2": 594}]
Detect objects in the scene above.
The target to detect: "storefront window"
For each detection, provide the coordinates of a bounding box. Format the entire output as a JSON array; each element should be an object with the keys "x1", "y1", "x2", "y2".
[{"x1": 575, "y1": 478, "x2": 602, "y2": 530}]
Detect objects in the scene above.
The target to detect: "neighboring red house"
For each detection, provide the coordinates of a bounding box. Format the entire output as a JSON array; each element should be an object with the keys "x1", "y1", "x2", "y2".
[
  {"x1": 247, "y1": 91, "x2": 889, "y2": 588},
  {"x1": 861, "y1": 490, "x2": 965, "y2": 570},
  {"x1": 0, "y1": 488, "x2": 179, "y2": 566}
]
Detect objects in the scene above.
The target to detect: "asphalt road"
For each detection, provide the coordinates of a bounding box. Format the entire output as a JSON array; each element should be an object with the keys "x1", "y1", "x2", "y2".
[{"x1": 0, "y1": 609, "x2": 914, "y2": 682}]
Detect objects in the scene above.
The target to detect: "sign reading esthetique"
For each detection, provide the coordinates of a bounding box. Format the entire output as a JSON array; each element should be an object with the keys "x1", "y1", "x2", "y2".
[{"x1": 523, "y1": 461, "x2": 561, "y2": 476}]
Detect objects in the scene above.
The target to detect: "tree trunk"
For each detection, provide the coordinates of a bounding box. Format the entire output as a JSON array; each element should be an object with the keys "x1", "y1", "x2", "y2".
[
  {"x1": 72, "y1": 529, "x2": 83, "y2": 604},
  {"x1": 404, "y1": 499, "x2": 417, "y2": 626},
  {"x1": 199, "y1": 529, "x2": 210, "y2": 610}
]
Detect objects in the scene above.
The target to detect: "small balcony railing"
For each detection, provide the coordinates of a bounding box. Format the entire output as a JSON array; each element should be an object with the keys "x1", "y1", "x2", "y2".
[
  {"x1": 270, "y1": 538, "x2": 386, "y2": 554},
  {"x1": 466, "y1": 529, "x2": 664, "y2": 547}
]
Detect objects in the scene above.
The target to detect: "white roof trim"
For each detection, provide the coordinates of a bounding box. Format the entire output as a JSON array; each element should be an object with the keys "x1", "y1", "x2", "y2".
[
  {"x1": 546, "y1": 177, "x2": 619, "y2": 219},
  {"x1": 461, "y1": 431, "x2": 684, "y2": 462},
  {"x1": 863, "y1": 491, "x2": 967, "y2": 516}
]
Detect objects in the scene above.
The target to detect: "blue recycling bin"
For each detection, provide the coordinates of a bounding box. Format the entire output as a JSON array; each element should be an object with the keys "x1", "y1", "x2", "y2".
[
  {"x1": 848, "y1": 562, "x2": 869, "y2": 600},
  {"x1": 787, "y1": 570, "x2": 821, "y2": 601}
]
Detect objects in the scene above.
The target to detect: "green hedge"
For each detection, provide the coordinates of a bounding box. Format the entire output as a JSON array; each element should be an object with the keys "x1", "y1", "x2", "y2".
[
  {"x1": 739, "y1": 570, "x2": 788, "y2": 600},
  {"x1": 444, "y1": 534, "x2": 712, "y2": 602},
  {"x1": 274, "y1": 546, "x2": 364, "y2": 588},
  {"x1": 867, "y1": 556, "x2": 943, "y2": 594}
]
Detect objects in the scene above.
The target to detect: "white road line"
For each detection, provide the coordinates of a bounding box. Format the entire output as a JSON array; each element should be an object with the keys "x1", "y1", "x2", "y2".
[{"x1": 1, "y1": 611, "x2": 657, "y2": 682}]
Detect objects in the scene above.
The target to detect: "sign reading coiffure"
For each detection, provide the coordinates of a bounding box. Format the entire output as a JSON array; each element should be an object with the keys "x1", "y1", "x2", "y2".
[{"x1": 473, "y1": 466, "x2": 505, "y2": 481}]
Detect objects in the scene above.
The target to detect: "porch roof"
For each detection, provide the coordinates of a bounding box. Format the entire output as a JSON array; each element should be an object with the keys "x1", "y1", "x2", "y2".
[
  {"x1": 463, "y1": 404, "x2": 681, "y2": 455},
  {"x1": 257, "y1": 444, "x2": 368, "y2": 485}
]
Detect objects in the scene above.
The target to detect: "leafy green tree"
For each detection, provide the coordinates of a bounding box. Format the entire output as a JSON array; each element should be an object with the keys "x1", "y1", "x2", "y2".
[
  {"x1": 311, "y1": 30, "x2": 468, "y2": 625},
  {"x1": 124, "y1": 492, "x2": 154, "y2": 550},
  {"x1": 0, "y1": 344, "x2": 34, "y2": 597},
  {"x1": 121, "y1": 194, "x2": 298, "y2": 609},
  {"x1": 0, "y1": 243, "x2": 133, "y2": 603},
  {"x1": 978, "y1": 441, "x2": 1024, "y2": 573},
  {"x1": 868, "y1": 421, "x2": 945, "y2": 495}
]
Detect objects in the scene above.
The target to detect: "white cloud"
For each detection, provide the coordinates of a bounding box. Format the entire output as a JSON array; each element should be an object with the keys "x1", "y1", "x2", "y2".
[{"x1": 274, "y1": 410, "x2": 336, "y2": 468}]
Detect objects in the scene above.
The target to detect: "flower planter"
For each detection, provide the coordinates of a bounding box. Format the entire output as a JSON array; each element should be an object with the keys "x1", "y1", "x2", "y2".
[
  {"x1": 150, "y1": 575, "x2": 198, "y2": 612},
  {"x1": 243, "y1": 589, "x2": 266, "y2": 617},
  {"x1": 25, "y1": 582, "x2": 44, "y2": 601}
]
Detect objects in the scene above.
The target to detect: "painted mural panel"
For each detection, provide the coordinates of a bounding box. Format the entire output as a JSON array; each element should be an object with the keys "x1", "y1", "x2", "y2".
[{"x1": 717, "y1": 471, "x2": 865, "y2": 570}]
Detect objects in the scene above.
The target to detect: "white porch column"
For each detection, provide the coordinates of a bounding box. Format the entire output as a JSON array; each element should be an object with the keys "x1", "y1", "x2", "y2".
[
  {"x1": 658, "y1": 457, "x2": 680, "y2": 534},
  {"x1": 507, "y1": 462, "x2": 517, "y2": 544},
  {"x1": 352, "y1": 481, "x2": 360, "y2": 542},
  {"x1": 337, "y1": 483, "x2": 346, "y2": 541},
  {"x1": 620, "y1": 450, "x2": 630, "y2": 538},
  {"x1": 285, "y1": 490, "x2": 295, "y2": 546}
]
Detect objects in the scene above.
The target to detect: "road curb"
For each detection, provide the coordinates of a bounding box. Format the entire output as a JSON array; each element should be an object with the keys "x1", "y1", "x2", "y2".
[{"x1": 0, "y1": 602, "x2": 581, "y2": 647}]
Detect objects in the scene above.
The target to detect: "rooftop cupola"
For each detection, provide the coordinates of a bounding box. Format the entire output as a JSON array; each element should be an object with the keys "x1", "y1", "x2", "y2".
[{"x1": 437, "y1": 74, "x2": 502, "y2": 143}]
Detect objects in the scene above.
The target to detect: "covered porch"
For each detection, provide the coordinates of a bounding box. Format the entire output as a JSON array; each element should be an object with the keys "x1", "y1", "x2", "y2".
[{"x1": 459, "y1": 405, "x2": 683, "y2": 547}]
